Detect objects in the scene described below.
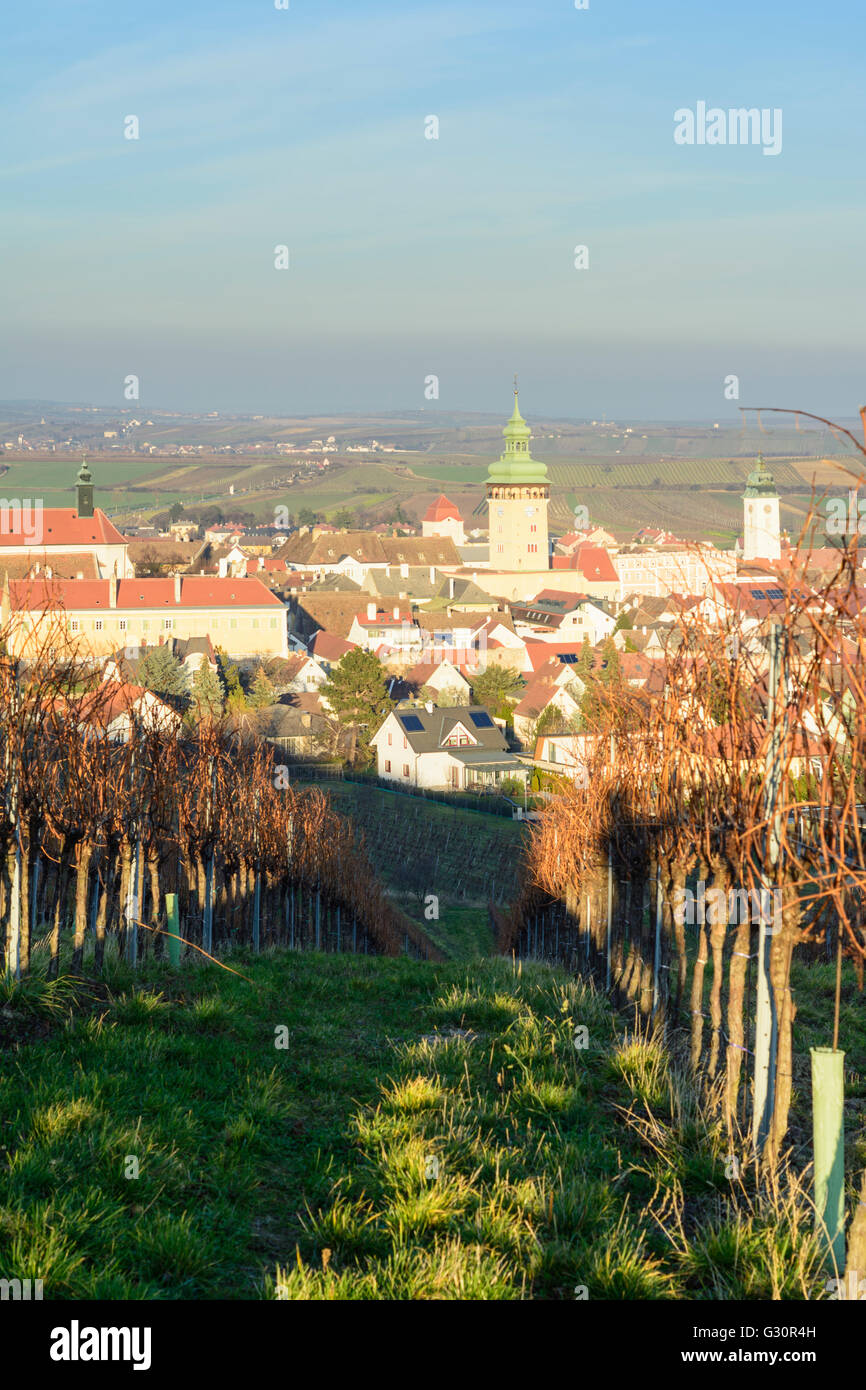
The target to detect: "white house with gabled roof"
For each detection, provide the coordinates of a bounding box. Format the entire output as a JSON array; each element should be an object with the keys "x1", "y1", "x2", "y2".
[{"x1": 369, "y1": 704, "x2": 529, "y2": 791}]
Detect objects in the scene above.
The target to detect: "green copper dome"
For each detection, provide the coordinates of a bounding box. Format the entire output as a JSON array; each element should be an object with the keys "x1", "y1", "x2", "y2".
[
  {"x1": 743, "y1": 454, "x2": 778, "y2": 499},
  {"x1": 486, "y1": 389, "x2": 549, "y2": 486},
  {"x1": 77, "y1": 458, "x2": 92, "y2": 484}
]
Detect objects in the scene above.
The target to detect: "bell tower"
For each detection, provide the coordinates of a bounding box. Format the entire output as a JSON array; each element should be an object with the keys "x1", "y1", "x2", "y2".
[
  {"x1": 742, "y1": 455, "x2": 780, "y2": 561},
  {"x1": 486, "y1": 383, "x2": 549, "y2": 570},
  {"x1": 76, "y1": 459, "x2": 94, "y2": 519}
]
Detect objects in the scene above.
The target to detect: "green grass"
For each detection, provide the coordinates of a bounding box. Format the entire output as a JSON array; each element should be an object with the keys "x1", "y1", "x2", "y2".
[
  {"x1": 0, "y1": 950, "x2": 829, "y2": 1300},
  {"x1": 307, "y1": 780, "x2": 525, "y2": 942}
]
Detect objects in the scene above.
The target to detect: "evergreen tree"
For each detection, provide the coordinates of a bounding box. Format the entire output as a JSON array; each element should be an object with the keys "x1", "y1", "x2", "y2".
[
  {"x1": 192, "y1": 660, "x2": 223, "y2": 717},
  {"x1": 321, "y1": 649, "x2": 394, "y2": 762},
  {"x1": 215, "y1": 649, "x2": 246, "y2": 708},
  {"x1": 249, "y1": 665, "x2": 275, "y2": 709},
  {"x1": 138, "y1": 645, "x2": 189, "y2": 702},
  {"x1": 471, "y1": 665, "x2": 523, "y2": 717}
]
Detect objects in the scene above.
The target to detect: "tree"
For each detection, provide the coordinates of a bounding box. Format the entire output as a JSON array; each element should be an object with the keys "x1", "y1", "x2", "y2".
[
  {"x1": 169, "y1": 501, "x2": 186, "y2": 522},
  {"x1": 320, "y1": 649, "x2": 394, "y2": 763},
  {"x1": 576, "y1": 636, "x2": 594, "y2": 680},
  {"x1": 249, "y1": 665, "x2": 275, "y2": 709},
  {"x1": 297, "y1": 508, "x2": 317, "y2": 528},
  {"x1": 138, "y1": 646, "x2": 189, "y2": 702},
  {"x1": 332, "y1": 508, "x2": 356, "y2": 530},
  {"x1": 471, "y1": 665, "x2": 523, "y2": 718},
  {"x1": 434, "y1": 685, "x2": 469, "y2": 708},
  {"x1": 135, "y1": 547, "x2": 184, "y2": 578},
  {"x1": 215, "y1": 649, "x2": 247, "y2": 710},
  {"x1": 598, "y1": 637, "x2": 621, "y2": 685},
  {"x1": 192, "y1": 660, "x2": 223, "y2": 718},
  {"x1": 613, "y1": 610, "x2": 633, "y2": 633}
]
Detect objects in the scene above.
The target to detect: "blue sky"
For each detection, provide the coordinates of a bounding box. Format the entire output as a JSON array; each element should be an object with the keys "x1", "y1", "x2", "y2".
[{"x1": 1, "y1": 0, "x2": 864, "y2": 418}]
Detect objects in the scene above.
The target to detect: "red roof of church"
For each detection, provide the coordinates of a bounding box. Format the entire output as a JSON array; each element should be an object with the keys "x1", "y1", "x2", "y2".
[
  {"x1": 0, "y1": 507, "x2": 127, "y2": 548},
  {"x1": 423, "y1": 495, "x2": 462, "y2": 523}
]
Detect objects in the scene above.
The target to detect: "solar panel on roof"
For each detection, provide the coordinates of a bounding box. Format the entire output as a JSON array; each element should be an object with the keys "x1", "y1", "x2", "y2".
[
  {"x1": 751, "y1": 589, "x2": 767, "y2": 599},
  {"x1": 469, "y1": 711, "x2": 494, "y2": 728},
  {"x1": 766, "y1": 588, "x2": 784, "y2": 599},
  {"x1": 557, "y1": 653, "x2": 578, "y2": 664},
  {"x1": 400, "y1": 715, "x2": 424, "y2": 732}
]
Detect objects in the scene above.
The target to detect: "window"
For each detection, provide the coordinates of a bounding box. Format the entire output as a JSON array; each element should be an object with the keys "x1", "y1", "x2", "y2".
[
  {"x1": 270, "y1": 617, "x2": 277, "y2": 628},
  {"x1": 384, "y1": 759, "x2": 391, "y2": 773},
  {"x1": 118, "y1": 619, "x2": 127, "y2": 632},
  {"x1": 387, "y1": 732, "x2": 392, "y2": 745},
  {"x1": 163, "y1": 618, "x2": 174, "y2": 630},
  {"x1": 94, "y1": 620, "x2": 103, "y2": 631},
  {"x1": 403, "y1": 736, "x2": 407, "y2": 749},
  {"x1": 402, "y1": 764, "x2": 409, "y2": 777},
  {"x1": 70, "y1": 619, "x2": 80, "y2": 633},
  {"x1": 142, "y1": 620, "x2": 150, "y2": 631}
]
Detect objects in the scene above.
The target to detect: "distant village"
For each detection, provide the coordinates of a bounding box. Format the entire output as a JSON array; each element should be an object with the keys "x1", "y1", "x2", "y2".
[{"x1": 0, "y1": 393, "x2": 856, "y2": 801}]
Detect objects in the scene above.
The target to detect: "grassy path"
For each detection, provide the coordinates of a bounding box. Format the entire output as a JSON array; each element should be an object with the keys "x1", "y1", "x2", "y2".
[{"x1": 0, "y1": 951, "x2": 826, "y2": 1299}]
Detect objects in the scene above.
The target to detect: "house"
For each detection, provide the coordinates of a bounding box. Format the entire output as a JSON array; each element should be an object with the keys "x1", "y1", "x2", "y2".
[
  {"x1": 257, "y1": 693, "x2": 335, "y2": 759},
  {"x1": 550, "y1": 543, "x2": 621, "y2": 600},
  {"x1": 307, "y1": 630, "x2": 358, "y2": 671},
  {"x1": 512, "y1": 678, "x2": 583, "y2": 750},
  {"x1": 347, "y1": 604, "x2": 420, "y2": 657},
  {"x1": 3, "y1": 573, "x2": 288, "y2": 661},
  {"x1": 403, "y1": 658, "x2": 473, "y2": 703},
  {"x1": 63, "y1": 678, "x2": 182, "y2": 743},
  {"x1": 421, "y1": 495, "x2": 465, "y2": 547},
  {"x1": 274, "y1": 651, "x2": 328, "y2": 694},
  {"x1": 510, "y1": 590, "x2": 615, "y2": 645},
  {"x1": 370, "y1": 705, "x2": 528, "y2": 791},
  {"x1": 532, "y1": 733, "x2": 593, "y2": 783}
]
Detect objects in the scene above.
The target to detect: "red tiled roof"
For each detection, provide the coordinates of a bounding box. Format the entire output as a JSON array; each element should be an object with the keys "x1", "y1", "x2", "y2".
[
  {"x1": 423, "y1": 494, "x2": 462, "y2": 523},
  {"x1": 552, "y1": 544, "x2": 619, "y2": 582},
  {"x1": 10, "y1": 576, "x2": 283, "y2": 612},
  {"x1": 0, "y1": 507, "x2": 127, "y2": 548},
  {"x1": 355, "y1": 608, "x2": 414, "y2": 626},
  {"x1": 308, "y1": 631, "x2": 357, "y2": 662},
  {"x1": 524, "y1": 641, "x2": 590, "y2": 673}
]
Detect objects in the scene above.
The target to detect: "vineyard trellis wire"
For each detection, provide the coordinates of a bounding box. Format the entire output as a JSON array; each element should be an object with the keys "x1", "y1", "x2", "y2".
[
  {"x1": 496, "y1": 516, "x2": 866, "y2": 1168},
  {"x1": 0, "y1": 617, "x2": 443, "y2": 981}
]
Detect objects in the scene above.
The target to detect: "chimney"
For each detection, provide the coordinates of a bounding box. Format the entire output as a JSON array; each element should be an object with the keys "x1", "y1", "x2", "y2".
[
  {"x1": 424, "y1": 700, "x2": 434, "y2": 714},
  {"x1": 393, "y1": 606, "x2": 400, "y2": 621},
  {"x1": 174, "y1": 573, "x2": 182, "y2": 603},
  {"x1": 218, "y1": 556, "x2": 228, "y2": 578},
  {"x1": 449, "y1": 576, "x2": 455, "y2": 599},
  {"x1": 401, "y1": 563, "x2": 409, "y2": 579},
  {"x1": 366, "y1": 601, "x2": 376, "y2": 621},
  {"x1": 109, "y1": 575, "x2": 117, "y2": 609},
  {"x1": 258, "y1": 555, "x2": 265, "y2": 570},
  {"x1": 428, "y1": 565, "x2": 435, "y2": 583}
]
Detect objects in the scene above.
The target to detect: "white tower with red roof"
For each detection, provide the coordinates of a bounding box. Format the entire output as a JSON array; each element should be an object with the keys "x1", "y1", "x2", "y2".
[{"x1": 422, "y1": 495, "x2": 465, "y2": 546}]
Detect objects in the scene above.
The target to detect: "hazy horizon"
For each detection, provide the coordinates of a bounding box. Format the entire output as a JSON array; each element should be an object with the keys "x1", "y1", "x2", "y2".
[{"x1": 3, "y1": 0, "x2": 864, "y2": 419}]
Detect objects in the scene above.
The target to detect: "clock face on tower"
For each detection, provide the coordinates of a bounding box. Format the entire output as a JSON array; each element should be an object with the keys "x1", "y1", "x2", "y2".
[
  {"x1": 497, "y1": 508, "x2": 504, "y2": 517},
  {"x1": 524, "y1": 507, "x2": 535, "y2": 517}
]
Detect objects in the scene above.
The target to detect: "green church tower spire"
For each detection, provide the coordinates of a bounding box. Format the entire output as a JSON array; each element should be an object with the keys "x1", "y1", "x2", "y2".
[{"x1": 486, "y1": 385, "x2": 550, "y2": 486}]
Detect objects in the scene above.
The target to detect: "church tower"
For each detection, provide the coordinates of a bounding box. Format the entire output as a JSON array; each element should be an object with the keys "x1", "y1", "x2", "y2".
[
  {"x1": 486, "y1": 386, "x2": 549, "y2": 570},
  {"x1": 76, "y1": 459, "x2": 94, "y2": 519},
  {"x1": 742, "y1": 455, "x2": 780, "y2": 561}
]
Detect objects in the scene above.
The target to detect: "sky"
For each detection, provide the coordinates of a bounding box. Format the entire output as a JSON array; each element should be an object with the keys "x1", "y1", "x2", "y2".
[{"x1": 1, "y1": 0, "x2": 864, "y2": 420}]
